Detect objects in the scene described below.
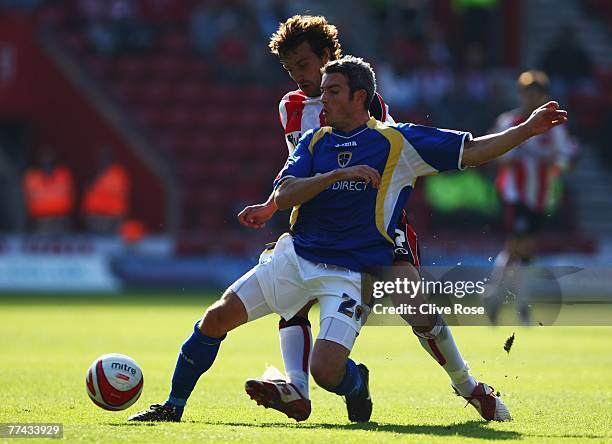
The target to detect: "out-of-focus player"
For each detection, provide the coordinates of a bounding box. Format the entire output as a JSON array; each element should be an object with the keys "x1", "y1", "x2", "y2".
[{"x1": 485, "y1": 71, "x2": 576, "y2": 324}]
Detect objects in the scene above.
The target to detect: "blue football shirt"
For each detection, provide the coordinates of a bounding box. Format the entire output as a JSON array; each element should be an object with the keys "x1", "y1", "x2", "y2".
[{"x1": 274, "y1": 117, "x2": 471, "y2": 271}]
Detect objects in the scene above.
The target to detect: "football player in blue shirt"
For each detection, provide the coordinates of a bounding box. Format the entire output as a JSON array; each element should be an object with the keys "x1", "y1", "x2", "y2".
[{"x1": 129, "y1": 56, "x2": 567, "y2": 424}]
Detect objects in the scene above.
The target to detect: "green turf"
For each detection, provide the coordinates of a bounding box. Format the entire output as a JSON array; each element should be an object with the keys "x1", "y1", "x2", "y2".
[{"x1": 0, "y1": 295, "x2": 610, "y2": 443}]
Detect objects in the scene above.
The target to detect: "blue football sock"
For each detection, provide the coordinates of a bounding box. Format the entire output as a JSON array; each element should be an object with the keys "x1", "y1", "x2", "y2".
[
  {"x1": 330, "y1": 358, "x2": 364, "y2": 397},
  {"x1": 165, "y1": 321, "x2": 226, "y2": 409}
]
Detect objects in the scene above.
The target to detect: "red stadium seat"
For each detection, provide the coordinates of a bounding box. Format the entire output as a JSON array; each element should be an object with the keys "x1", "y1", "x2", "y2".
[
  {"x1": 208, "y1": 86, "x2": 236, "y2": 105},
  {"x1": 210, "y1": 161, "x2": 241, "y2": 182},
  {"x1": 174, "y1": 82, "x2": 206, "y2": 106},
  {"x1": 158, "y1": 31, "x2": 189, "y2": 54},
  {"x1": 241, "y1": 85, "x2": 273, "y2": 106},
  {"x1": 184, "y1": 59, "x2": 211, "y2": 80},
  {"x1": 247, "y1": 111, "x2": 279, "y2": 130},
  {"x1": 156, "y1": 131, "x2": 185, "y2": 154},
  {"x1": 160, "y1": 107, "x2": 196, "y2": 129},
  {"x1": 177, "y1": 162, "x2": 204, "y2": 184},
  {"x1": 34, "y1": 3, "x2": 69, "y2": 26},
  {"x1": 221, "y1": 134, "x2": 251, "y2": 159},
  {"x1": 148, "y1": 55, "x2": 184, "y2": 80},
  {"x1": 62, "y1": 31, "x2": 87, "y2": 53},
  {"x1": 195, "y1": 109, "x2": 231, "y2": 130},
  {"x1": 107, "y1": 81, "x2": 138, "y2": 104},
  {"x1": 569, "y1": 91, "x2": 605, "y2": 132},
  {"x1": 134, "y1": 81, "x2": 173, "y2": 106},
  {"x1": 84, "y1": 55, "x2": 111, "y2": 79},
  {"x1": 596, "y1": 68, "x2": 612, "y2": 94},
  {"x1": 115, "y1": 57, "x2": 147, "y2": 80},
  {"x1": 133, "y1": 108, "x2": 165, "y2": 130}
]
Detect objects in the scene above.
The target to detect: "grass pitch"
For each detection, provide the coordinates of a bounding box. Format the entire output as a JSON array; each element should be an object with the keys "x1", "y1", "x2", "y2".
[{"x1": 0, "y1": 294, "x2": 610, "y2": 443}]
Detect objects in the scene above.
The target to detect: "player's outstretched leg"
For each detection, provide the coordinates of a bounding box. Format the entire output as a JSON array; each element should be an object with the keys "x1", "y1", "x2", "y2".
[
  {"x1": 244, "y1": 313, "x2": 313, "y2": 421},
  {"x1": 129, "y1": 290, "x2": 247, "y2": 422},
  {"x1": 413, "y1": 318, "x2": 512, "y2": 421}
]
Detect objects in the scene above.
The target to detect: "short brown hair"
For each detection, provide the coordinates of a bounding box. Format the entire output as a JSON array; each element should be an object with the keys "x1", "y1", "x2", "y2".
[
  {"x1": 269, "y1": 15, "x2": 342, "y2": 61},
  {"x1": 517, "y1": 70, "x2": 550, "y2": 93},
  {"x1": 323, "y1": 56, "x2": 376, "y2": 111}
]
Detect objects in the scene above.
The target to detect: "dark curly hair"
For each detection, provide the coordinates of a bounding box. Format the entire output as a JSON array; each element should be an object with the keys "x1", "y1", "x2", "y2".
[{"x1": 269, "y1": 15, "x2": 342, "y2": 61}]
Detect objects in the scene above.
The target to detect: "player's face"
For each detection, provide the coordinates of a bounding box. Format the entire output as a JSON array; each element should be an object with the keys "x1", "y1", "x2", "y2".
[
  {"x1": 280, "y1": 41, "x2": 330, "y2": 97},
  {"x1": 321, "y1": 72, "x2": 359, "y2": 129},
  {"x1": 519, "y1": 88, "x2": 549, "y2": 114}
]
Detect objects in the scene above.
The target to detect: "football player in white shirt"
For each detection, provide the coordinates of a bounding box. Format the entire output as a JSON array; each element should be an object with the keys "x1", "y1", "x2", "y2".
[{"x1": 486, "y1": 70, "x2": 576, "y2": 324}]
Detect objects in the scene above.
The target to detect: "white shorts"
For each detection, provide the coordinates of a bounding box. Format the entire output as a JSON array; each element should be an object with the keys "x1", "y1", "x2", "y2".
[{"x1": 229, "y1": 234, "x2": 368, "y2": 350}]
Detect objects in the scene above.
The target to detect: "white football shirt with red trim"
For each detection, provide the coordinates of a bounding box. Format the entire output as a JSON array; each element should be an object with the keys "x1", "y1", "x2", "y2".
[
  {"x1": 278, "y1": 89, "x2": 394, "y2": 154},
  {"x1": 494, "y1": 109, "x2": 576, "y2": 212}
]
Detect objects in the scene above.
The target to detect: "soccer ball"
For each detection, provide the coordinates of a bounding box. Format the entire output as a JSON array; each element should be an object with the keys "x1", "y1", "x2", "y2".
[{"x1": 86, "y1": 353, "x2": 144, "y2": 411}]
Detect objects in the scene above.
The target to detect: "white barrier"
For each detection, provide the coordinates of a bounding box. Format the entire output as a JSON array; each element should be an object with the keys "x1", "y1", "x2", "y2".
[{"x1": 0, "y1": 254, "x2": 121, "y2": 292}]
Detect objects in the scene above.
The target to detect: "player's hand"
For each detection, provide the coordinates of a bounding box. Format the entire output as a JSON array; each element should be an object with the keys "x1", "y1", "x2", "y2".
[
  {"x1": 334, "y1": 165, "x2": 381, "y2": 188},
  {"x1": 524, "y1": 101, "x2": 568, "y2": 136},
  {"x1": 237, "y1": 202, "x2": 277, "y2": 229}
]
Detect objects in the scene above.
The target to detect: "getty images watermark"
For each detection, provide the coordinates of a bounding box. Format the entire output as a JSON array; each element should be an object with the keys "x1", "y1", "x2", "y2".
[{"x1": 360, "y1": 266, "x2": 612, "y2": 326}]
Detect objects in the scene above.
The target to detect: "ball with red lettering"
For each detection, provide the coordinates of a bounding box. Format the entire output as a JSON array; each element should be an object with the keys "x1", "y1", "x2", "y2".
[{"x1": 86, "y1": 353, "x2": 144, "y2": 411}]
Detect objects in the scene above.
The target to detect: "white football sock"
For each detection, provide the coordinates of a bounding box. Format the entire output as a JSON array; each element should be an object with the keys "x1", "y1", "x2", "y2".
[
  {"x1": 414, "y1": 324, "x2": 477, "y2": 397},
  {"x1": 279, "y1": 324, "x2": 312, "y2": 398}
]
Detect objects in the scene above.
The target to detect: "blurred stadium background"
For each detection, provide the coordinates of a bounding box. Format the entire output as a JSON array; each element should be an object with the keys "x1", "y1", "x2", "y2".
[{"x1": 0, "y1": 0, "x2": 611, "y2": 293}]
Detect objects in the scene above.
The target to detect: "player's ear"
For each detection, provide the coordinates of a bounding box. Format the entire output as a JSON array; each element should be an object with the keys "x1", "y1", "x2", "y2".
[
  {"x1": 354, "y1": 89, "x2": 367, "y2": 108},
  {"x1": 321, "y1": 47, "x2": 331, "y2": 65}
]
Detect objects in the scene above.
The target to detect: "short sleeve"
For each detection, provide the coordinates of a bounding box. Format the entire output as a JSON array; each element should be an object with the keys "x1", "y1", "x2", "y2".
[
  {"x1": 278, "y1": 94, "x2": 289, "y2": 131},
  {"x1": 396, "y1": 123, "x2": 471, "y2": 175},
  {"x1": 273, "y1": 130, "x2": 315, "y2": 188}
]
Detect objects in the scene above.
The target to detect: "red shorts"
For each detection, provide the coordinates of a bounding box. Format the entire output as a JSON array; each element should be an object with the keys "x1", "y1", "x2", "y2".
[{"x1": 393, "y1": 209, "x2": 420, "y2": 268}]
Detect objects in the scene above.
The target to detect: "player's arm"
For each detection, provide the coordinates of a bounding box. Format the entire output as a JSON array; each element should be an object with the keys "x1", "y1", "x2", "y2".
[
  {"x1": 462, "y1": 101, "x2": 567, "y2": 167},
  {"x1": 237, "y1": 191, "x2": 277, "y2": 229},
  {"x1": 490, "y1": 113, "x2": 519, "y2": 165},
  {"x1": 274, "y1": 165, "x2": 381, "y2": 210}
]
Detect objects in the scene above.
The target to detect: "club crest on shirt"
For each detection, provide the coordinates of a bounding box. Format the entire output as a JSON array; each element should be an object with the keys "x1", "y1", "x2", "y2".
[{"x1": 337, "y1": 151, "x2": 352, "y2": 168}]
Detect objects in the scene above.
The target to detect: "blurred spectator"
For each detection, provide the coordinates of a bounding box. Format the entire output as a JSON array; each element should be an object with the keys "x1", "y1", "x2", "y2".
[
  {"x1": 462, "y1": 43, "x2": 491, "y2": 103},
  {"x1": 599, "y1": 92, "x2": 612, "y2": 166},
  {"x1": 0, "y1": 141, "x2": 26, "y2": 232},
  {"x1": 453, "y1": 0, "x2": 498, "y2": 48},
  {"x1": 22, "y1": 147, "x2": 74, "y2": 235},
  {"x1": 0, "y1": 0, "x2": 45, "y2": 13},
  {"x1": 541, "y1": 25, "x2": 594, "y2": 101},
  {"x1": 425, "y1": 22, "x2": 452, "y2": 67},
  {"x1": 120, "y1": 219, "x2": 146, "y2": 244},
  {"x1": 82, "y1": 147, "x2": 130, "y2": 234},
  {"x1": 139, "y1": 0, "x2": 188, "y2": 22},
  {"x1": 252, "y1": 0, "x2": 290, "y2": 38},
  {"x1": 191, "y1": 0, "x2": 237, "y2": 55},
  {"x1": 373, "y1": 0, "x2": 429, "y2": 40},
  {"x1": 82, "y1": 0, "x2": 153, "y2": 54},
  {"x1": 416, "y1": 52, "x2": 454, "y2": 108},
  {"x1": 439, "y1": 43, "x2": 492, "y2": 133},
  {"x1": 377, "y1": 58, "x2": 420, "y2": 114},
  {"x1": 191, "y1": 0, "x2": 259, "y2": 82}
]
